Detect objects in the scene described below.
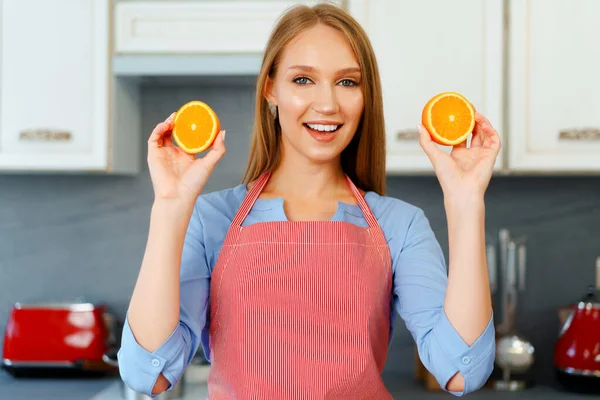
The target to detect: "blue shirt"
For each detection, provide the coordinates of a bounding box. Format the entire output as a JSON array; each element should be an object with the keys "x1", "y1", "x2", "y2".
[{"x1": 118, "y1": 183, "x2": 495, "y2": 397}]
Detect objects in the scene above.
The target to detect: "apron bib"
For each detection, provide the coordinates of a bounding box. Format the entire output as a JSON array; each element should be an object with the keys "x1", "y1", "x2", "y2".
[{"x1": 208, "y1": 171, "x2": 393, "y2": 399}]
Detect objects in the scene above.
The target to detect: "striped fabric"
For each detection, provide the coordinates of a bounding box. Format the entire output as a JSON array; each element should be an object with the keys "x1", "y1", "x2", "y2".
[{"x1": 208, "y1": 171, "x2": 393, "y2": 399}]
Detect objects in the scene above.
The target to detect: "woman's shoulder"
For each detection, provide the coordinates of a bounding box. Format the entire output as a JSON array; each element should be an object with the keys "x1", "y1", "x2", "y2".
[
  {"x1": 364, "y1": 192, "x2": 436, "y2": 252},
  {"x1": 187, "y1": 184, "x2": 247, "y2": 263},
  {"x1": 192, "y1": 183, "x2": 247, "y2": 224},
  {"x1": 365, "y1": 191, "x2": 423, "y2": 224}
]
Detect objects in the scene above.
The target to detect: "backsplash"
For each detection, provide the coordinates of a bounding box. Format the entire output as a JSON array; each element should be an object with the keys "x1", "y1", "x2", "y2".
[{"x1": 1, "y1": 80, "x2": 599, "y2": 385}]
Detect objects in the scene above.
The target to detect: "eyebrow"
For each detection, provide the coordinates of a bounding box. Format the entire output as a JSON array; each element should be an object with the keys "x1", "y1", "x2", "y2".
[{"x1": 288, "y1": 65, "x2": 361, "y2": 74}]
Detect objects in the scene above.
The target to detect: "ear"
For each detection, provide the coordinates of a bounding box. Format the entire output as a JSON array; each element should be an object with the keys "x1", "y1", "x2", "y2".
[{"x1": 263, "y1": 76, "x2": 277, "y2": 105}]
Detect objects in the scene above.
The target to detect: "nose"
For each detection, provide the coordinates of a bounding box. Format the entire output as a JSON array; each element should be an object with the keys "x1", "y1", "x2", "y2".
[{"x1": 312, "y1": 84, "x2": 339, "y2": 115}]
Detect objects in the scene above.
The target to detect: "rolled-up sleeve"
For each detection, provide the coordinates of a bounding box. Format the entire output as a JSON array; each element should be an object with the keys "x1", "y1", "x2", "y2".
[
  {"x1": 393, "y1": 208, "x2": 495, "y2": 396},
  {"x1": 118, "y1": 202, "x2": 211, "y2": 397}
]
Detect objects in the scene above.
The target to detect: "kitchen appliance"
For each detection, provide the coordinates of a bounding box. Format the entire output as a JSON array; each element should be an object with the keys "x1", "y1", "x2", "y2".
[
  {"x1": 487, "y1": 229, "x2": 535, "y2": 391},
  {"x1": 1, "y1": 299, "x2": 120, "y2": 376},
  {"x1": 554, "y1": 257, "x2": 600, "y2": 394}
]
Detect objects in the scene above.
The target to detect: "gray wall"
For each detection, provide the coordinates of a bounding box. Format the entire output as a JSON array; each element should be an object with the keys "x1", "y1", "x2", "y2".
[{"x1": 1, "y1": 80, "x2": 599, "y2": 386}]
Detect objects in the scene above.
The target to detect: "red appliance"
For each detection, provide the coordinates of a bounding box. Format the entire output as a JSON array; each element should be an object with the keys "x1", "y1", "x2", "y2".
[
  {"x1": 1, "y1": 301, "x2": 120, "y2": 375},
  {"x1": 554, "y1": 284, "x2": 600, "y2": 394}
]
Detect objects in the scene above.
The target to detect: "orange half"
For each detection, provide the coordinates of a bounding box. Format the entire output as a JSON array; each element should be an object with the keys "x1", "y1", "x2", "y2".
[
  {"x1": 172, "y1": 100, "x2": 220, "y2": 154},
  {"x1": 421, "y1": 92, "x2": 475, "y2": 146}
]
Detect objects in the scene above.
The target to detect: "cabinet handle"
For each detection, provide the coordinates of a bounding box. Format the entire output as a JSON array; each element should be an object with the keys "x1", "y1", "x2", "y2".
[
  {"x1": 396, "y1": 129, "x2": 420, "y2": 141},
  {"x1": 19, "y1": 129, "x2": 72, "y2": 142},
  {"x1": 558, "y1": 128, "x2": 600, "y2": 141}
]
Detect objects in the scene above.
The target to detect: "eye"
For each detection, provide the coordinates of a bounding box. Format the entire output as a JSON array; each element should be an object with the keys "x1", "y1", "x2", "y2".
[
  {"x1": 338, "y1": 79, "x2": 358, "y2": 87},
  {"x1": 293, "y1": 77, "x2": 312, "y2": 85}
]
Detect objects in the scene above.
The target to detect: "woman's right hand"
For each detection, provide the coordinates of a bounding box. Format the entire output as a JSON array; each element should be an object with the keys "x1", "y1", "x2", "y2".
[{"x1": 147, "y1": 113, "x2": 226, "y2": 205}]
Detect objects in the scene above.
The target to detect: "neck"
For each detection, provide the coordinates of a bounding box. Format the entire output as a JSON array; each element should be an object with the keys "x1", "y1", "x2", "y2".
[{"x1": 268, "y1": 154, "x2": 347, "y2": 200}]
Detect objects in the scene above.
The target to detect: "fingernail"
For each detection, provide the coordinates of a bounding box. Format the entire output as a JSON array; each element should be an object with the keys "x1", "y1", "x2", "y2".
[
  {"x1": 416, "y1": 124, "x2": 423, "y2": 133},
  {"x1": 222, "y1": 130, "x2": 226, "y2": 142}
]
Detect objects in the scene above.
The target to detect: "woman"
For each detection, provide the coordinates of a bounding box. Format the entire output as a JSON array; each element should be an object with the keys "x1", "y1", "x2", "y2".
[{"x1": 118, "y1": 3, "x2": 499, "y2": 399}]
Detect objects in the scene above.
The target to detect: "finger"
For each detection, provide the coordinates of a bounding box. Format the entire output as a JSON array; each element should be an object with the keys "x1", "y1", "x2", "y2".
[
  {"x1": 417, "y1": 124, "x2": 445, "y2": 165},
  {"x1": 475, "y1": 112, "x2": 502, "y2": 150},
  {"x1": 199, "y1": 130, "x2": 227, "y2": 170},
  {"x1": 450, "y1": 136, "x2": 468, "y2": 157},
  {"x1": 453, "y1": 137, "x2": 468, "y2": 149},
  {"x1": 148, "y1": 121, "x2": 172, "y2": 148},
  {"x1": 480, "y1": 121, "x2": 502, "y2": 151},
  {"x1": 148, "y1": 114, "x2": 176, "y2": 148},
  {"x1": 471, "y1": 112, "x2": 486, "y2": 147},
  {"x1": 471, "y1": 125, "x2": 484, "y2": 147},
  {"x1": 173, "y1": 145, "x2": 197, "y2": 161},
  {"x1": 162, "y1": 113, "x2": 177, "y2": 148}
]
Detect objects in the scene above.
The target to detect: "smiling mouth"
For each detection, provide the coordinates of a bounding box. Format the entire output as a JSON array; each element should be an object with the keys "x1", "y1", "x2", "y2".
[{"x1": 303, "y1": 123, "x2": 342, "y2": 133}]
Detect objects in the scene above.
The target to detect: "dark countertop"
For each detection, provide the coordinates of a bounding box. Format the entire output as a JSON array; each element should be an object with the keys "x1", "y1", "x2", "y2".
[
  {"x1": 383, "y1": 370, "x2": 596, "y2": 399},
  {"x1": 0, "y1": 369, "x2": 117, "y2": 400},
  {"x1": 0, "y1": 369, "x2": 595, "y2": 399},
  {"x1": 94, "y1": 379, "x2": 597, "y2": 400},
  {"x1": 386, "y1": 381, "x2": 595, "y2": 399}
]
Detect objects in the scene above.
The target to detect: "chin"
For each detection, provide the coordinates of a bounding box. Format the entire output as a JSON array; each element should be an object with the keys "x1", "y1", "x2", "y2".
[{"x1": 302, "y1": 148, "x2": 344, "y2": 164}]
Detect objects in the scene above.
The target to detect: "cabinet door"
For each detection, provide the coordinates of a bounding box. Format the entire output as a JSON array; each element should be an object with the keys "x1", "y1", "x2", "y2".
[
  {"x1": 508, "y1": 0, "x2": 600, "y2": 172},
  {"x1": 0, "y1": 0, "x2": 109, "y2": 171},
  {"x1": 355, "y1": 0, "x2": 505, "y2": 173},
  {"x1": 115, "y1": 0, "x2": 343, "y2": 54}
]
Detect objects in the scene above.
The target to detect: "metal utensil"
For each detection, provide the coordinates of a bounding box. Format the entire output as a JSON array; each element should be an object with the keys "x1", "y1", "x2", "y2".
[{"x1": 489, "y1": 229, "x2": 535, "y2": 391}]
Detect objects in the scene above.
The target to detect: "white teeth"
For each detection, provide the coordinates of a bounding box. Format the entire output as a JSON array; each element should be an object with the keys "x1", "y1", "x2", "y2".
[{"x1": 306, "y1": 123, "x2": 339, "y2": 132}]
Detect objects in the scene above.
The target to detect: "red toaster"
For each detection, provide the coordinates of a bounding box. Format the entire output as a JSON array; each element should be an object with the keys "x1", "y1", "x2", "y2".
[{"x1": 1, "y1": 301, "x2": 120, "y2": 375}]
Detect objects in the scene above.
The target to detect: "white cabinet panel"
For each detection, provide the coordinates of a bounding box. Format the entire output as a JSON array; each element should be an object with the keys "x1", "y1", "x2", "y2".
[
  {"x1": 115, "y1": 0, "x2": 343, "y2": 54},
  {"x1": 359, "y1": 0, "x2": 505, "y2": 173},
  {"x1": 0, "y1": 0, "x2": 139, "y2": 173},
  {"x1": 508, "y1": 0, "x2": 600, "y2": 172}
]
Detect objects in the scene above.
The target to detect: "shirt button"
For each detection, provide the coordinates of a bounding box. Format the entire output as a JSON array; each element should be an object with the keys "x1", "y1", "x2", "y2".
[
  {"x1": 151, "y1": 359, "x2": 161, "y2": 367},
  {"x1": 461, "y1": 356, "x2": 471, "y2": 365}
]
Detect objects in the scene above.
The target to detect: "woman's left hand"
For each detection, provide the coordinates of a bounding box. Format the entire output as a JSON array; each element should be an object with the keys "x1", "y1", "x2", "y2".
[{"x1": 418, "y1": 112, "x2": 502, "y2": 201}]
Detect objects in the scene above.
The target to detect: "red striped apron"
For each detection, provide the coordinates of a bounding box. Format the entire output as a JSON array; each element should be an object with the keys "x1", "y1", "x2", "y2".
[{"x1": 208, "y1": 171, "x2": 393, "y2": 399}]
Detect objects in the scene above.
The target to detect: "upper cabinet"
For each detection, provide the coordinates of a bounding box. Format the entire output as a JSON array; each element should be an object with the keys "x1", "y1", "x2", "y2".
[
  {"x1": 114, "y1": 0, "x2": 343, "y2": 54},
  {"x1": 352, "y1": 0, "x2": 505, "y2": 173},
  {"x1": 507, "y1": 0, "x2": 600, "y2": 172},
  {"x1": 1, "y1": 0, "x2": 598, "y2": 174},
  {"x1": 0, "y1": 0, "x2": 139, "y2": 173}
]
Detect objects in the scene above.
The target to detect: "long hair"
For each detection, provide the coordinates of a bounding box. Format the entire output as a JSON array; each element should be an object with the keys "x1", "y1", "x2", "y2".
[{"x1": 242, "y1": 2, "x2": 386, "y2": 195}]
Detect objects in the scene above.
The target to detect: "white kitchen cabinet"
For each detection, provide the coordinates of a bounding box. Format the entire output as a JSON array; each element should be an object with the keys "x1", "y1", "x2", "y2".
[
  {"x1": 507, "y1": 0, "x2": 600, "y2": 172},
  {"x1": 115, "y1": 0, "x2": 343, "y2": 55},
  {"x1": 0, "y1": 0, "x2": 139, "y2": 173},
  {"x1": 351, "y1": 0, "x2": 505, "y2": 174}
]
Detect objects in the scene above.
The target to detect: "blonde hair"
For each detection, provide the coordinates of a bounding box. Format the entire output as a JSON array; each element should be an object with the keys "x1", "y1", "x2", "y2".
[{"x1": 242, "y1": 2, "x2": 386, "y2": 195}]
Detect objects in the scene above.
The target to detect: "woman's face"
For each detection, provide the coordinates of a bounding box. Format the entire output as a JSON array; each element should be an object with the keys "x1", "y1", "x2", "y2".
[{"x1": 266, "y1": 23, "x2": 364, "y2": 165}]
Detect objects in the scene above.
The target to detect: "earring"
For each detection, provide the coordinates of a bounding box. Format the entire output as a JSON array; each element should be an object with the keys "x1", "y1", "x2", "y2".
[{"x1": 268, "y1": 101, "x2": 278, "y2": 118}]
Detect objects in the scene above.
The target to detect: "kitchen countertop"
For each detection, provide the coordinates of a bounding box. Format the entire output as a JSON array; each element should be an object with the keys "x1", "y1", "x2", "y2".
[
  {"x1": 92, "y1": 376, "x2": 595, "y2": 400},
  {"x1": 386, "y1": 383, "x2": 595, "y2": 399},
  {"x1": 0, "y1": 369, "x2": 116, "y2": 400},
  {"x1": 1, "y1": 369, "x2": 594, "y2": 399}
]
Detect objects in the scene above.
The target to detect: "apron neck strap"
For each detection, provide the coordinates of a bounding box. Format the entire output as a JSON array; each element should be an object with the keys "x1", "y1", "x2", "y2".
[
  {"x1": 344, "y1": 175, "x2": 379, "y2": 229},
  {"x1": 233, "y1": 170, "x2": 378, "y2": 228},
  {"x1": 232, "y1": 170, "x2": 272, "y2": 227}
]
